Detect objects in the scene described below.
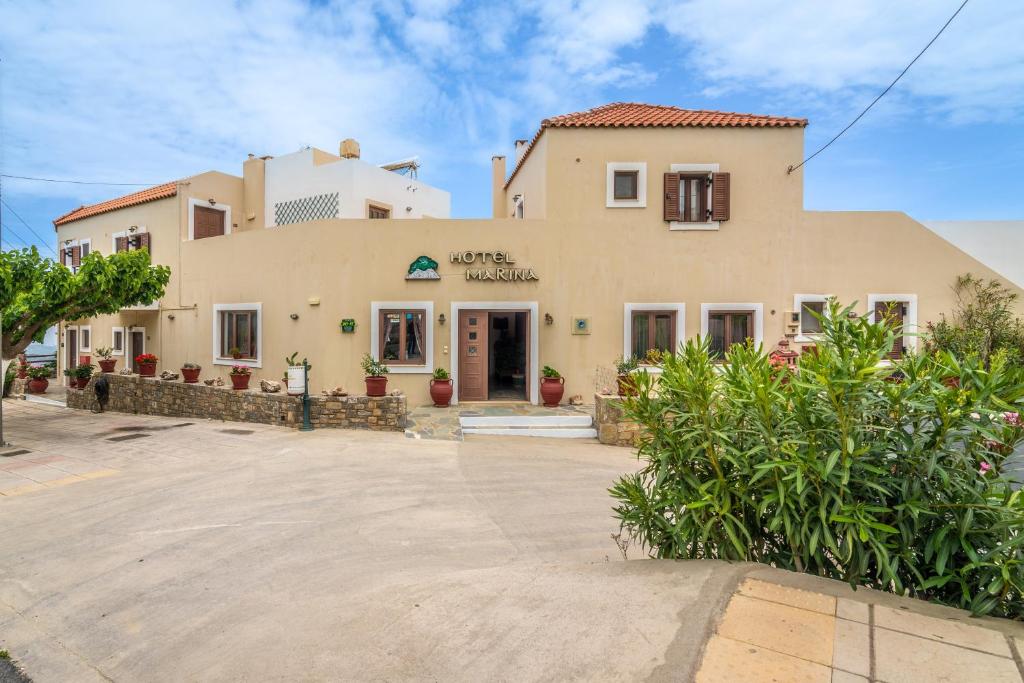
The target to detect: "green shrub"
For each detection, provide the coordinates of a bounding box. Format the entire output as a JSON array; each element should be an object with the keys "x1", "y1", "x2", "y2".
[
  {"x1": 611, "y1": 301, "x2": 1024, "y2": 618},
  {"x1": 926, "y1": 274, "x2": 1024, "y2": 368}
]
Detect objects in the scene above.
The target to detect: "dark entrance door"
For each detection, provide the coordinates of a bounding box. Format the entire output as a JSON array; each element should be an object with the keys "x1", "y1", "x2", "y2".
[
  {"x1": 65, "y1": 328, "x2": 78, "y2": 384},
  {"x1": 130, "y1": 330, "x2": 145, "y2": 372}
]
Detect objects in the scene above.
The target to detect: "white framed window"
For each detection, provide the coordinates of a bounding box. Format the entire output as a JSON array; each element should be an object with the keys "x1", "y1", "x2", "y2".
[
  {"x1": 60, "y1": 238, "x2": 91, "y2": 273},
  {"x1": 669, "y1": 163, "x2": 719, "y2": 231},
  {"x1": 79, "y1": 325, "x2": 92, "y2": 353},
  {"x1": 867, "y1": 294, "x2": 918, "y2": 356},
  {"x1": 700, "y1": 303, "x2": 764, "y2": 358},
  {"x1": 111, "y1": 326, "x2": 125, "y2": 356},
  {"x1": 79, "y1": 238, "x2": 92, "y2": 259},
  {"x1": 370, "y1": 301, "x2": 434, "y2": 374},
  {"x1": 189, "y1": 198, "x2": 232, "y2": 241},
  {"x1": 212, "y1": 303, "x2": 262, "y2": 368},
  {"x1": 623, "y1": 303, "x2": 685, "y2": 368},
  {"x1": 793, "y1": 294, "x2": 830, "y2": 342},
  {"x1": 606, "y1": 162, "x2": 647, "y2": 208}
]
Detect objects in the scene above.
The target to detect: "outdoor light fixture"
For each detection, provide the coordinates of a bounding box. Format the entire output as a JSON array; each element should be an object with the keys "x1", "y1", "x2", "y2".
[
  {"x1": 128, "y1": 225, "x2": 137, "y2": 233},
  {"x1": 290, "y1": 313, "x2": 299, "y2": 320},
  {"x1": 167, "y1": 314, "x2": 175, "y2": 321},
  {"x1": 438, "y1": 313, "x2": 446, "y2": 325},
  {"x1": 208, "y1": 198, "x2": 216, "y2": 205},
  {"x1": 545, "y1": 313, "x2": 554, "y2": 325}
]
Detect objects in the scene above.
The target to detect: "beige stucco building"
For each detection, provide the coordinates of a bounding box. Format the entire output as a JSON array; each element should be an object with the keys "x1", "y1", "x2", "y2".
[{"x1": 53, "y1": 102, "x2": 1022, "y2": 406}]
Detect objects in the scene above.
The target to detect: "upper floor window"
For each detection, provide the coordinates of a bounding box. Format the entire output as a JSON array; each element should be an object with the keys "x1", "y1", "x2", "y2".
[
  {"x1": 368, "y1": 205, "x2": 391, "y2": 219},
  {"x1": 613, "y1": 171, "x2": 639, "y2": 201},
  {"x1": 189, "y1": 198, "x2": 231, "y2": 240},
  {"x1": 664, "y1": 167, "x2": 730, "y2": 228},
  {"x1": 60, "y1": 239, "x2": 92, "y2": 273},
  {"x1": 606, "y1": 162, "x2": 646, "y2": 208},
  {"x1": 114, "y1": 230, "x2": 150, "y2": 253}
]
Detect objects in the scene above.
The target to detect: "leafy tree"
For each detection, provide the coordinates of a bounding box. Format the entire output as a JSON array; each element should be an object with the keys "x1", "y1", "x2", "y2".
[
  {"x1": 926, "y1": 274, "x2": 1024, "y2": 368},
  {"x1": 1, "y1": 247, "x2": 170, "y2": 359},
  {"x1": 611, "y1": 301, "x2": 1024, "y2": 618}
]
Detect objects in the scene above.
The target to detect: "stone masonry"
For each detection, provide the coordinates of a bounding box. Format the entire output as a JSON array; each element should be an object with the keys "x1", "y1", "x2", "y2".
[
  {"x1": 66, "y1": 373, "x2": 406, "y2": 431},
  {"x1": 594, "y1": 393, "x2": 642, "y2": 447}
]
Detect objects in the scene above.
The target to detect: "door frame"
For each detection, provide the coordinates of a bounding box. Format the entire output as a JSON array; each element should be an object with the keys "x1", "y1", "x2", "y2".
[
  {"x1": 127, "y1": 326, "x2": 146, "y2": 372},
  {"x1": 64, "y1": 326, "x2": 78, "y2": 386},
  {"x1": 450, "y1": 301, "x2": 538, "y2": 405}
]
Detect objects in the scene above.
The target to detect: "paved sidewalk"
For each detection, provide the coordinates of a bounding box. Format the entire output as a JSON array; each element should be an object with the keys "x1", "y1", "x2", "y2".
[
  {"x1": 696, "y1": 570, "x2": 1024, "y2": 682},
  {"x1": 2, "y1": 400, "x2": 1023, "y2": 682}
]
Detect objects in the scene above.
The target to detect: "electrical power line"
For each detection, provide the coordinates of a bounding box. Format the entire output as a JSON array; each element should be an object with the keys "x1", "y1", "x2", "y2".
[
  {"x1": 0, "y1": 173, "x2": 156, "y2": 187},
  {"x1": 0, "y1": 222, "x2": 33, "y2": 249},
  {"x1": 0, "y1": 199, "x2": 59, "y2": 256},
  {"x1": 787, "y1": 0, "x2": 971, "y2": 174}
]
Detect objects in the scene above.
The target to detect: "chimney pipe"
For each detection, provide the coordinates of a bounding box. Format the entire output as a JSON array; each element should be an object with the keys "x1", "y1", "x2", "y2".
[
  {"x1": 340, "y1": 138, "x2": 360, "y2": 159},
  {"x1": 514, "y1": 139, "x2": 529, "y2": 164},
  {"x1": 491, "y1": 156, "x2": 506, "y2": 219}
]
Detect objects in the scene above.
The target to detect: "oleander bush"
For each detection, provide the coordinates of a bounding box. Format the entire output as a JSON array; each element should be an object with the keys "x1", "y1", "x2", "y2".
[{"x1": 611, "y1": 301, "x2": 1024, "y2": 618}]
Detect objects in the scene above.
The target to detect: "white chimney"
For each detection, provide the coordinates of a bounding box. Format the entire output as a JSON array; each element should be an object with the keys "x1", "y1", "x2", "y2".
[{"x1": 514, "y1": 139, "x2": 529, "y2": 165}]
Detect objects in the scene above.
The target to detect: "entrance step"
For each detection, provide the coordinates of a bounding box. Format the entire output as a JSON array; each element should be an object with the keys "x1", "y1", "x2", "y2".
[{"x1": 459, "y1": 414, "x2": 597, "y2": 439}]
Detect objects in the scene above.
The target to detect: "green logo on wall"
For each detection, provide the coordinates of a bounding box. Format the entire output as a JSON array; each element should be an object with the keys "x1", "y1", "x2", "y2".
[{"x1": 406, "y1": 255, "x2": 440, "y2": 280}]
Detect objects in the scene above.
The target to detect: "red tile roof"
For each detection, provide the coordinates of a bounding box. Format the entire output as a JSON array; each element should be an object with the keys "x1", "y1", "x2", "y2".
[
  {"x1": 53, "y1": 181, "x2": 178, "y2": 227},
  {"x1": 506, "y1": 102, "x2": 808, "y2": 187}
]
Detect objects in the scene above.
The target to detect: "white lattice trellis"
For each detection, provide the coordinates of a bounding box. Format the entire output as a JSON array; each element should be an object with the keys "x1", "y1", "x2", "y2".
[{"x1": 274, "y1": 193, "x2": 340, "y2": 226}]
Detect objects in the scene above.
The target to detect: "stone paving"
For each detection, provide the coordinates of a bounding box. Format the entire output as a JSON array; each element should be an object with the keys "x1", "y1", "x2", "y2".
[
  {"x1": 404, "y1": 401, "x2": 594, "y2": 440},
  {"x1": 697, "y1": 574, "x2": 1024, "y2": 683}
]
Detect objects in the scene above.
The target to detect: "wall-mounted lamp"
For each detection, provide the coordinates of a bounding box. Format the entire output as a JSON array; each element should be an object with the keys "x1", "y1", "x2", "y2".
[
  {"x1": 167, "y1": 313, "x2": 175, "y2": 321},
  {"x1": 208, "y1": 198, "x2": 217, "y2": 206},
  {"x1": 128, "y1": 225, "x2": 138, "y2": 233},
  {"x1": 544, "y1": 313, "x2": 554, "y2": 325},
  {"x1": 290, "y1": 313, "x2": 299, "y2": 320},
  {"x1": 438, "y1": 313, "x2": 446, "y2": 325}
]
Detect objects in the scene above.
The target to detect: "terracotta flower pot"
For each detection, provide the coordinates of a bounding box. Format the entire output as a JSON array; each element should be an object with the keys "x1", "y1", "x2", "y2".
[
  {"x1": 181, "y1": 367, "x2": 201, "y2": 383},
  {"x1": 540, "y1": 376, "x2": 565, "y2": 407},
  {"x1": 617, "y1": 374, "x2": 638, "y2": 397},
  {"x1": 138, "y1": 362, "x2": 157, "y2": 377},
  {"x1": 429, "y1": 378, "x2": 453, "y2": 407},
  {"x1": 365, "y1": 375, "x2": 388, "y2": 397},
  {"x1": 28, "y1": 378, "x2": 48, "y2": 394},
  {"x1": 98, "y1": 359, "x2": 117, "y2": 373},
  {"x1": 75, "y1": 376, "x2": 90, "y2": 390},
  {"x1": 230, "y1": 373, "x2": 251, "y2": 390}
]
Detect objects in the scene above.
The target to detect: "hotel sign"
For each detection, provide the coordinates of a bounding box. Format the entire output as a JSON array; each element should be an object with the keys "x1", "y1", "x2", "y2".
[{"x1": 449, "y1": 251, "x2": 539, "y2": 282}]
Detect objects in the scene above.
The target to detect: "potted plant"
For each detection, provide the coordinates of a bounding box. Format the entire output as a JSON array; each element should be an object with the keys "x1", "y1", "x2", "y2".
[
  {"x1": 181, "y1": 362, "x2": 201, "y2": 384},
  {"x1": 361, "y1": 353, "x2": 389, "y2": 397},
  {"x1": 430, "y1": 367, "x2": 453, "y2": 407},
  {"x1": 229, "y1": 346, "x2": 242, "y2": 360},
  {"x1": 75, "y1": 364, "x2": 94, "y2": 389},
  {"x1": 540, "y1": 365, "x2": 564, "y2": 407},
  {"x1": 340, "y1": 319, "x2": 356, "y2": 333},
  {"x1": 229, "y1": 365, "x2": 252, "y2": 390},
  {"x1": 136, "y1": 353, "x2": 158, "y2": 377},
  {"x1": 96, "y1": 347, "x2": 117, "y2": 373},
  {"x1": 27, "y1": 365, "x2": 50, "y2": 394},
  {"x1": 615, "y1": 355, "x2": 640, "y2": 396},
  {"x1": 284, "y1": 352, "x2": 311, "y2": 396}
]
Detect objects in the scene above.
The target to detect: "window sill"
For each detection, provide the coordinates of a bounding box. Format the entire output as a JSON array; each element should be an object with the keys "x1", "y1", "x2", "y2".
[
  {"x1": 606, "y1": 200, "x2": 647, "y2": 209},
  {"x1": 635, "y1": 365, "x2": 664, "y2": 375},
  {"x1": 794, "y1": 334, "x2": 823, "y2": 343},
  {"x1": 383, "y1": 363, "x2": 432, "y2": 374},
  {"x1": 669, "y1": 221, "x2": 720, "y2": 231},
  {"x1": 213, "y1": 357, "x2": 262, "y2": 369}
]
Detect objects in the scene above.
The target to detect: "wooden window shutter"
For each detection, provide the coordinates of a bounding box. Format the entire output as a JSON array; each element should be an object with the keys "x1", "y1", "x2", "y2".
[
  {"x1": 116, "y1": 236, "x2": 128, "y2": 252},
  {"x1": 60, "y1": 246, "x2": 68, "y2": 266},
  {"x1": 711, "y1": 172, "x2": 730, "y2": 221},
  {"x1": 137, "y1": 232, "x2": 151, "y2": 252},
  {"x1": 663, "y1": 172, "x2": 681, "y2": 221},
  {"x1": 71, "y1": 245, "x2": 82, "y2": 268}
]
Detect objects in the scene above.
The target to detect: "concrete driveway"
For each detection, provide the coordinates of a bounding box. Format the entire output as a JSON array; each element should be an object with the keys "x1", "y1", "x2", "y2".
[{"x1": 0, "y1": 401, "x2": 738, "y2": 682}]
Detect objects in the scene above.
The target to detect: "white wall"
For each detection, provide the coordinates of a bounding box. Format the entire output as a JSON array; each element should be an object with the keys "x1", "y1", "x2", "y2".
[
  {"x1": 922, "y1": 220, "x2": 1024, "y2": 289},
  {"x1": 264, "y1": 148, "x2": 450, "y2": 226}
]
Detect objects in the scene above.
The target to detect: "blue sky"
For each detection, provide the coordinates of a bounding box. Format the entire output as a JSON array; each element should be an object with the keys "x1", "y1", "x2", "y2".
[{"x1": 1, "y1": 0, "x2": 1022, "y2": 260}]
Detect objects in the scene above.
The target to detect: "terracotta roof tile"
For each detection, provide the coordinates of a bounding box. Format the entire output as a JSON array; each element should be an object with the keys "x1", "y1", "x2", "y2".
[
  {"x1": 53, "y1": 181, "x2": 178, "y2": 227},
  {"x1": 506, "y1": 102, "x2": 807, "y2": 187}
]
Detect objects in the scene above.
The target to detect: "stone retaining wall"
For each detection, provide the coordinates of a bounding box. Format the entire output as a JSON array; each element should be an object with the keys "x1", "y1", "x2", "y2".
[
  {"x1": 66, "y1": 373, "x2": 406, "y2": 431},
  {"x1": 595, "y1": 393, "x2": 643, "y2": 447}
]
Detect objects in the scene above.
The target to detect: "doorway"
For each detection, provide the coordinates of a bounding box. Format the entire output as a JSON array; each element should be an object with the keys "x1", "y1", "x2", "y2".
[
  {"x1": 65, "y1": 327, "x2": 78, "y2": 385},
  {"x1": 128, "y1": 328, "x2": 145, "y2": 372},
  {"x1": 457, "y1": 309, "x2": 531, "y2": 402}
]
